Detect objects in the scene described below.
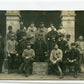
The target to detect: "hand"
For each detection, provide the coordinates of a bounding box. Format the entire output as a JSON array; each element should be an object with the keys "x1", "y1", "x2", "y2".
[
  {"x1": 48, "y1": 38, "x2": 50, "y2": 40},
  {"x1": 16, "y1": 53, "x2": 18, "y2": 56},
  {"x1": 25, "y1": 57, "x2": 29, "y2": 59},
  {"x1": 8, "y1": 54, "x2": 10, "y2": 57}
]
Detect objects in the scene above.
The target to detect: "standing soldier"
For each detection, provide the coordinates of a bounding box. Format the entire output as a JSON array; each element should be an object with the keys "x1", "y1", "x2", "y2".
[
  {"x1": 36, "y1": 22, "x2": 47, "y2": 43},
  {"x1": 26, "y1": 22, "x2": 37, "y2": 48},
  {"x1": 76, "y1": 36, "x2": 84, "y2": 72},
  {"x1": 46, "y1": 25, "x2": 58, "y2": 52},
  {"x1": 17, "y1": 36, "x2": 27, "y2": 72},
  {"x1": 7, "y1": 34, "x2": 18, "y2": 73},
  {"x1": 34, "y1": 34, "x2": 47, "y2": 62},
  {"x1": 16, "y1": 22, "x2": 26, "y2": 42},
  {"x1": 22, "y1": 43, "x2": 35, "y2": 77},
  {"x1": 0, "y1": 34, "x2": 4, "y2": 73},
  {"x1": 57, "y1": 34, "x2": 68, "y2": 72},
  {"x1": 57, "y1": 24, "x2": 66, "y2": 39}
]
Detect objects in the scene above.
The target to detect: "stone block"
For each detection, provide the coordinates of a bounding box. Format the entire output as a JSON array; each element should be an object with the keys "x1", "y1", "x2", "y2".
[{"x1": 32, "y1": 62, "x2": 48, "y2": 75}]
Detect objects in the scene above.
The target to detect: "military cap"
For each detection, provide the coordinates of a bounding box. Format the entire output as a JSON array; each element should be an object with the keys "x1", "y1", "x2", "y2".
[{"x1": 8, "y1": 26, "x2": 12, "y2": 30}]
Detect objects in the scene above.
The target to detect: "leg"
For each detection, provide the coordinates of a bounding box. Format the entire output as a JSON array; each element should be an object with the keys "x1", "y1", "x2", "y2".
[
  {"x1": 74, "y1": 62, "x2": 78, "y2": 78},
  {"x1": 24, "y1": 59, "x2": 30, "y2": 77},
  {"x1": 56, "y1": 62, "x2": 63, "y2": 78}
]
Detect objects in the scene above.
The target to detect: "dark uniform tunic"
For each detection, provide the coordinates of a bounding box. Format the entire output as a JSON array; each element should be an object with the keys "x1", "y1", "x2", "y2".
[
  {"x1": 46, "y1": 30, "x2": 58, "y2": 51},
  {"x1": 22, "y1": 49, "x2": 35, "y2": 75},
  {"x1": 67, "y1": 48, "x2": 80, "y2": 73},
  {"x1": 16, "y1": 29, "x2": 26, "y2": 42},
  {"x1": 34, "y1": 39, "x2": 47, "y2": 62}
]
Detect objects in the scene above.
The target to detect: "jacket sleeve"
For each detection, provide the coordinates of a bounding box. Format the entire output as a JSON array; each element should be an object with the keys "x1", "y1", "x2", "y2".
[
  {"x1": 57, "y1": 49, "x2": 63, "y2": 61},
  {"x1": 22, "y1": 50, "x2": 25, "y2": 58},
  {"x1": 31, "y1": 50, "x2": 35, "y2": 58},
  {"x1": 7, "y1": 40, "x2": 9, "y2": 54},
  {"x1": 50, "y1": 50, "x2": 54, "y2": 63}
]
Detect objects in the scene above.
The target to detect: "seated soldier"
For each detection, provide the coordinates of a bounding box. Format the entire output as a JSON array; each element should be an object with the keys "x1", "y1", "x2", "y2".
[
  {"x1": 67, "y1": 43, "x2": 80, "y2": 78},
  {"x1": 50, "y1": 44, "x2": 63, "y2": 79},
  {"x1": 22, "y1": 43, "x2": 35, "y2": 77}
]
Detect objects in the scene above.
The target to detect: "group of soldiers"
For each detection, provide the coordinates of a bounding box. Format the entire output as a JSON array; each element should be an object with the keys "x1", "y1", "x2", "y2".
[{"x1": 5, "y1": 22, "x2": 83, "y2": 78}]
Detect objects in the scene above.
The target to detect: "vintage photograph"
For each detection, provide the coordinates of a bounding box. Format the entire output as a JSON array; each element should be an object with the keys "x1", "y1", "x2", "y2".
[{"x1": 0, "y1": 10, "x2": 84, "y2": 80}]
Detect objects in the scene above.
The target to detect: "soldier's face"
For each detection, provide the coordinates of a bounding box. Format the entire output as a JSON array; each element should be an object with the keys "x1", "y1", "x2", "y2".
[
  {"x1": 71, "y1": 45, "x2": 75, "y2": 49},
  {"x1": 79, "y1": 36, "x2": 83, "y2": 41},
  {"x1": 27, "y1": 45, "x2": 31, "y2": 49},
  {"x1": 9, "y1": 29, "x2": 12, "y2": 32},
  {"x1": 41, "y1": 24, "x2": 44, "y2": 27},
  {"x1": 22, "y1": 36, "x2": 26, "y2": 40},
  {"x1": 60, "y1": 37, "x2": 64, "y2": 40},
  {"x1": 11, "y1": 37, "x2": 14, "y2": 40},
  {"x1": 31, "y1": 24, "x2": 34, "y2": 27},
  {"x1": 60, "y1": 26, "x2": 63, "y2": 29},
  {"x1": 50, "y1": 24, "x2": 53, "y2": 27},
  {"x1": 54, "y1": 44, "x2": 58, "y2": 49}
]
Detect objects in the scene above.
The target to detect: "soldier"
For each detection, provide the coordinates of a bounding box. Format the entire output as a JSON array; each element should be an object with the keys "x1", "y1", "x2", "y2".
[
  {"x1": 76, "y1": 36, "x2": 84, "y2": 72},
  {"x1": 57, "y1": 24, "x2": 66, "y2": 39},
  {"x1": 48, "y1": 23, "x2": 56, "y2": 32},
  {"x1": 16, "y1": 22, "x2": 26, "y2": 42},
  {"x1": 57, "y1": 34, "x2": 68, "y2": 72},
  {"x1": 34, "y1": 34, "x2": 47, "y2": 62},
  {"x1": 26, "y1": 22, "x2": 37, "y2": 48},
  {"x1": 0, "y1": 34, "x2": 4, "y2": 73},
  {"x1": 17, "y1": 36, "x2": 28, "y2": 72},
  {"x1": 50, "y1": 44, "x2": 63, "y2": 79},
  {"x1": 7, "y1": 26, "x2": 16, "y2": 40},
  {"x1": 7, "y1": 34, "x2": 18, "y2": 73},
  {"x1": 67, "y1": 43, "x2": 80, "y2": 78},
  {"x1": 22, "y1": 43, "x2": 35, "y2": 77},
  {"x1": 46, "y1": 25, "x2": 58, "y2": 52},
  {"x1": 36, "y1": 22, "x2": 47, "y2": 43}
]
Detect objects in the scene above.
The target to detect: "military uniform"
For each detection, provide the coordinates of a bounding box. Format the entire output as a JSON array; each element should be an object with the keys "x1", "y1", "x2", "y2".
[
  {"x1": 22, "y1": 48, "x2": 35, "y2": 76},
  {"x1": 7, "y1": 31, "x2": 16, "y2": 40},
  {"x1": 46, "y1": 29, "x2": 58, "y2": 51},
  {"x1": 17, "y1": 38, "x2": 28, "y2": 70},
  {"x1": 34, "y1": 38, "x2": 47, "y2": 62},
  {"x1": 67, "y1": 48, "x2": 80, "y2": 77},
  {"x1": 36, "y1": 27, "x2": 47, "y2": 43},
  {"x1": 7, "y1": 39, "x2": 18, "y2": 73},
  {"x1": 50, "y1": 48, "x2": 63, "y2": 77},
  {"x1": 26, "y1": 26, "x2": 37, "y2": 48},
  {"x1": 16, "y1": 29, "x2": 26, "y2": 42}
]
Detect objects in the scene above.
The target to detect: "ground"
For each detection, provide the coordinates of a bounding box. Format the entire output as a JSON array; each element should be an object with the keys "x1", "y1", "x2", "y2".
[{"x1": 0, "y1": 72, "x2": 84, "y2": 80}]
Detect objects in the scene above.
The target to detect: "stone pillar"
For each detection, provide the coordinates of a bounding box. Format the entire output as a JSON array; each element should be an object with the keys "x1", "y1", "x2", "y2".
[
  {"x1": 3, "y1": 11, "x2": 20, "y2": 73},
  {"x1": 61, "y1": 11, "x2": 76, "y2": 42},
  {"x1": 6, "y1": 11, "x2": 20, "y2": 33}
]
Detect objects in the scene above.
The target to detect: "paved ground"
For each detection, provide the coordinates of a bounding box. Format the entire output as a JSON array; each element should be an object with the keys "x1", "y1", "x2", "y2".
[{"x1": 0, "y1": 72, "x2": 84, "y2": 80}]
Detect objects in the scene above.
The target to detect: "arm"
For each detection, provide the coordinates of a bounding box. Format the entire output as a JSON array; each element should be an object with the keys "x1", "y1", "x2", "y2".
[
  {"x1": 22, "y1": 50, "x2": 26, "y2": 58},
  {"x1": 57, "y1": 49, "x2": 63, "y2": 62},
  {"x1": 50, "y1": 50, "x2": 55, "y2": 64},
  {"x1": 31, "y1": 50, "x2": 35, "y2": 59}
]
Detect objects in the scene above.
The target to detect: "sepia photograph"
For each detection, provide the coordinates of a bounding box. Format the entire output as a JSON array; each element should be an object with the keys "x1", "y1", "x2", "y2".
[{"x1": 0, "y1": 10, "x2": 84, "y2": 80}]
